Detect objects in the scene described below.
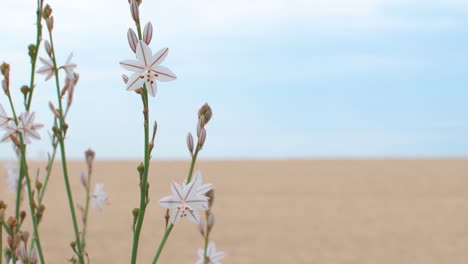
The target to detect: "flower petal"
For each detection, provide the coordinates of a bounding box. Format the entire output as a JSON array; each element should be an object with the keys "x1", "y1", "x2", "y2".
[
  {"x1": 120, "y1": 59, "x2": 145, "y2": 72},
  {"x1": 152, "y1": 66, "x2": 177, "y2": 82},
  {"x1": 171, "y1": 207, "x2": 183, "y2": 224},
  {"x1": 185, "y1": 208, "x2": 200, "y2": 224},
  {"x1": 149, "y1": 48, "x2": 169, "y2": 68},
  {"x1": 145, "y1": 78, "x2": 157, "y2": 97},
  {"x1": 136, "y1": 41, "x2": 152, "y2": 66},
  {"x1": 159, "y1": 195, "x2": 179, "y2": 209},
  {"x1": 170, "y1": 182, "x2": 184, "y2": 200},
  {"x1": 126, "y1": 73, "x2": 145, "y2": 91}
]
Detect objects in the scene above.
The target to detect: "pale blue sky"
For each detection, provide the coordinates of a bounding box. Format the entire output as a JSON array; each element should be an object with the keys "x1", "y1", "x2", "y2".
[{"x1": 0, "y1": 0, "x2": 467, "y2": 159}]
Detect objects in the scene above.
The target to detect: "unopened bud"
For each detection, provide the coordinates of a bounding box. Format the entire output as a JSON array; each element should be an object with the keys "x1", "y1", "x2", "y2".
[
  {"x1": 46, "y1": 16, "x2": 54, "y2": 31},
  {"x1": 35, "y1": 181, "x2": 43, "y2": 191},
  {"x1": 7, "y1": 235, "x2": 18, "y2": 250},
  {"x1": 21, "y1": 85, "x2": 30, "y2": 97},
  {"x1": 48, "y1": 101, "x2": 59, "y2": 118},
  {"x1": 132, "y1": 208, "x2": 140, "y2": 217},
  {"x1": 207, "y1": 211, "x2": 215, "y2": 231},
  {"x1": 134, "y1": 88, "x2": 143, "y2": 94},
  {"x1": 130, "y1": 0, "x2": 140, "y2": 23},
  {"x1": 137, "y1": 163, "x2": 144, "y2": 175},
  {"x1": 143, "y1": 22, "x2": 153, "y2": 45},
  {"x1": 0, "y1": 62, "x2": 10, "y2": 76},
  {"x1": 20, "y1": 211, "x2": 26, "y2": 222},
  {"x1": 21, "y1": 231, "x2": 30, "y2": 245},
  {"x1": 198, "y1": 128, "x2": 206, "y2": 148},
  {"x1": 186, "y1": 133, "x2": 194, "y2": 153},
  {"x1": 198, "y1": 217, "x2": 205, "y2": 236},
  {"x1": 198, "y1": 103, "x2": 212, "y2": 127},
  {"x1": 30, "y1": 248, "x2": 38, "y2": 264},
  {"x1": 80, "y1": 172, "x2": 87, "y2": 188},
  {"x1": 70, "y1": 241, "x2": 76, "y2": 248},
  {"x1": 28, "y1": 44, "x2": 37, "y2": 60},
  {"x1": 2, "y1": 79, "x2": 8, "y2": 95},
  {"x1": 44, "y1": 40, "x2": 52, "y2": 56},
  {"x1": 85, "y1": 148, "x2": 95, "y2": 172},
  {"x1": 17, "y1": 243, "x2": 28, "y2": 262},
  {"x1": 7, "y1": 216, "x2": 17, "y2": 228},
  {"x1": 206, "y1": 189, "x2": 215, "y2": 208},
  {"x1": 122, "y1": 74, "x2": 129, "y2": 84},
  {"x1": 127, "y1": 28, "x2": 138, "y2": 53},
  {"x1": 43, "y1": 4, "x2": 52, "y2": 19}
]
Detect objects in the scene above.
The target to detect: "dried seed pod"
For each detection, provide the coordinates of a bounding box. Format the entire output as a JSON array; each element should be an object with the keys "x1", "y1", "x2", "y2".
[
  {"x1": 46, "y1": 16, "x2": 54, "y2": 31},
  {"x1": 43, "y1": 4, "x2": 52, "y2": 19},
  {"x1": 127, "y1": 28, "x2": 138, "y2": 53},
  {"x1": 143, "y1": 22, "x2": 153, "y2": 45},
  {"x1": 198, "y1": 103, "x2": 212, "y2": 127},
  {"x1": 85, "y1": 149, "x2": 96, "y2": 172}
]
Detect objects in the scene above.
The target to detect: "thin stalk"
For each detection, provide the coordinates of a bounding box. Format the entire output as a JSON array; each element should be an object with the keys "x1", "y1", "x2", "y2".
[
  {"x1": 47, "y1": 30, "x2": 84, "y2": 264},
  {"x1": 151, "y1": 224, "x2": 174, "y2": 264},
  {"x1": 37, "y1": 143, "x2": 58, "y2": 204},
  {"x1": 81, "y1": 168, "x2": 93, "y2": 250},
  {"x1": 25, "y1": 0, "x2": 44, "y2": 110},
  {"x1": 130, "y1": 21, "x2": 151, "y2": 264},
  {"x1": 19, "y1": 149, "x2": 46, "y2": 264},
  {"x1": 1, "y1": 222, "x2": 11, "y2": 236},
  {"x1": 187, "y1": 146, "x2": 200, "y2": 183},
  {"x1": 0, "y1": 223, "x2": 3, "y2": 264},
  {"x1": 203, "y1": 214, "x2": 210, "y2": 260}
]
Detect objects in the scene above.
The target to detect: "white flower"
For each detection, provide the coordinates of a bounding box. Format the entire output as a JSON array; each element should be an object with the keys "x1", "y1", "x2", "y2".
[
  {"x1": 36, "y1": 57, "x2": 55, "y2": 81},
  {"x1": 5, "y1": 159, "x2": 19, "y2": 193},
  {"x1": 61, "y1": 53, "x2": 77, "y2": 81},
  {"x1": 159, "y1": 180, "x2": 208, "y2": 224},
  {"x1": 196, "y1": 241, "x2": 224, "y2": 264},
  {"x1": 91, "y1": 183, "x2": 108, "y2": 210},
  {"x1": 17, "y1": 112, "x2": 43, "y2": 144},
  {"x1": 1, "y1": 120, "x2": 18, "y2": 143},
  {"x1": 120, "y1": 40, "x2": 176, "y2": 97},
  {"x1": 0, "y1": 104, "x2": 10, "y2": 128},
  {"x1": 186, "y1": 171, "x2": 213, "y2": 196}
]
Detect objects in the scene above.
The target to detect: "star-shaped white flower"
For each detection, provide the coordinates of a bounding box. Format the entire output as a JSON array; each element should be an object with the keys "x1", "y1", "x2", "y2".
[
  {"x1": 0, "y1": 104, "x2": 10, "y2": 128},
  {"x1": 61, "y1": 53, "x2": 77, "y2": 81},
  {"x1": 120, "y1": 40, "x2": 176, "y2": 97},
  {"x1": 5, "y1": 159, "x2": 19, "y2": 193},
  {"x1": 1, "y1": 121, "x2": 18, "y2": 143},
  {"x1": 36, "y1": 57, "x2": 55, "y2": 81},
  {"x1": 91, "y1": 183, "x2": 109, "y2": 210},
  {"x1": 17, "y1": 112, "x2": 43, "y2": 144},
  {"x1": 159, "y1": 180, "x2": 208, "y2": 224},
  {"x1": 196, "y1": 241, "x2": 225, "y2": 264},
  {"x1": 186, "y1": 171, "x2": 213, "y2": 196}
]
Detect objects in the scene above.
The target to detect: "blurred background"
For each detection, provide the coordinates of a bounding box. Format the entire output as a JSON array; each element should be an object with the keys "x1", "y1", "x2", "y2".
[{"x1": 0, "y1": 0, "x2": 467, "y2": 160}]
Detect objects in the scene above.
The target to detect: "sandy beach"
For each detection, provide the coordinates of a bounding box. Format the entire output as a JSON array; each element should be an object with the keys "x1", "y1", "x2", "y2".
[{"x1": 1, "y1": 159, "x2": 468, "y2": 263}]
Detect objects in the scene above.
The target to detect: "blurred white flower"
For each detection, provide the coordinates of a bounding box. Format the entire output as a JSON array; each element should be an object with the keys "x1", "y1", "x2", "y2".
[
  {"x1": 196, "y1": 241, "x2": 224, "y2": 264},
  {"x1": 0, "y1": 104, "x2": 10, "y2": 128},
  {"x1": 185, "y1": 171, "x2": 213, "y2": 196},
  {"x1": 17, "y1": 112, "x2": 43, "y2": 144},
  {"x1": 1, "y1": 120, "x2": 18, "y2": 143},
  {"x1": 5, "y1": 159, "x2": 19, "y2": 193},
  {"x1": 61, "y1": 53, "x2": 77, "y2": 81},
  {"x1": 91, "y1": 183, "x2": 108, "y2": 210},
  {"x1": 120, "y1": 40, "x2": 176, "y2": 97},
  {"x1": 159, "y1": 180, "x2": 208, "y2": 224},
  {"x1": 36, "y1": 57, "x2": 55, "y2": 81}
]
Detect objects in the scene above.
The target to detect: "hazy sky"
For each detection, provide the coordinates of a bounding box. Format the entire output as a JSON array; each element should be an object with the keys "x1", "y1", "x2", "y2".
[{"x1": 0, "y1": 0, "x2": 467, "y2": 159}]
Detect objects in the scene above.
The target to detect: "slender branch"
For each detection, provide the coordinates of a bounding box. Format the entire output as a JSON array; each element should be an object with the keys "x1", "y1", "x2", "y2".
[
  {"x1": 151, "y1": 223, "x2": 174, "y2": 264},
  {"x1": 81, "y1": 167, "x2": 93, "y2": 250},
  {"x1": 47, "y1": 29, "x2": 84, "y2": 264},
  {"x1": 38, "y1": 142, "x2": 58, "y2": 204},
  {"x1": 203, "y1": 213, "x2": 210, "y2": 260},
  {"x1": 130, "y1": 20, "x2": 152, "y2": 264}
]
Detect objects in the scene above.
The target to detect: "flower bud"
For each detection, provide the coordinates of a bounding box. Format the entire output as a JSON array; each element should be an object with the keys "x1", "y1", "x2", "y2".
[
  {"x1": 197, "y1": 217, "x2": 205, "y2": 236},
  {"x1": 206, "y1": 189, "x2": 215, "y2": 209},
  {"x1": 186, "y1": 132, "x2": 194, "y2": 154},
  {"x1": 20, "y1": 211, "x2": 26, "y2": 222},
  {"x1": 2, "y1": 80, "x2": 8, "y2": 95},
  {"x1": 17, "y1": 243, "x2": 28, "y2": 262},
  {"x1": 21, "y1": 85, "x2": 30, "y2": 97},
  {"x1": 28, "y1": 44, "x2": 37, "y2": 60},
  {"x1": 85, "y1": 148, "x2": 96, "y2": 172},
  {"x1": 30, "y1": 248, "x2": 38, "y2": 264},
  {"x1": 20, "y1": 231, "x2": 30, "y2": 245},
  {"x1": 130, "y1": 0, "x2": 140, "y2": 23},
  {"x1": 207, "y1": 211, "x2": 215, "y2": 231},
  {"x1": 44, "y1": 40, "x2": 52, "y2": 56},
  {"x1": 132, "y1": 208, "x2": 140, "y2": 217},
  {"x1": 43, "y1": 4, "x2": 52, "y2": 19},
  {"x1": 80, "y1": 172, "x2": 87, "y2": 188},
  {"x1": 122, "y1": 74, "x2": 129, "y2": 84},
  {"x1": 7, "y1": 216, "x2": 17, "y2": 228},
  {"x1": 198, "y1": 128, "x2": 206, "y2": 148},
  {"x1": 127, "y1": 28, "x2": 138, "y2": 53},
  {"x1": 198, "y1": 103, "x2": 212, "y2": 127},
  {"x1": 48, "y1": 101, "x2": 59, "y2": 118},
  {"x1": 46, "y1": 16, "x2": 54, "y2": 31},
  {"x1": 137, "y1": 163, "x2": 144, "y2": 175},
  {"x1": 0, "y1": 208, "x2": 5, "y2": 224},
  {"x1": 143, "y1": 22, "x2": 153, "y2": 45}
]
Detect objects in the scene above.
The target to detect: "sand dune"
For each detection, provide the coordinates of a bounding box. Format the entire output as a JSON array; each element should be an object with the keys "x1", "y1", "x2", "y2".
[{"x1": 1, "y1": 159, "x2": 468, "y2": 263}]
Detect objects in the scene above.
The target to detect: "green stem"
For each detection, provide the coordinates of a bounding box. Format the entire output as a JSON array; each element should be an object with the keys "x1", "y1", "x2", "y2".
[
  {"x1": 25, "y1": 0, "x2": 44, "y2": 110},
  {"x1": 187, "y1": 146, "x2": 200, "y2": 183},
  {"x1": 0, "y1": 224, "x2": 3, "y2": 264},
  {"x1": 203, "y1": 214, "x2": 210, "y2": 261},
  {"x1": 130, "y1": 21, "x2": 151, "y2": 264},
  {"x1": 37, "y1": 143, "x2": 58, "y2": 204},
  {"x1": 48, "y1": 30, "x2": 84, "y2": 264},
  {"x1": 81, "y1": 168, "x2": 93, "y2": 250},
  {"x1": 1, "y1": 222, "x2": 11, "y2": 236},
  {"x1": 151, "y1": 224, "x2": 174, "y2": 264},
  {"x1": 19, "y1": 149, "x2": 46, "y2": 264}
]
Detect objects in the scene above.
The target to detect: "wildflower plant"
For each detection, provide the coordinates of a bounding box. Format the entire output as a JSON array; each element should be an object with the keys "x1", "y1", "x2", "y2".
[{"x1": 1, "y1": 0, "x2": 224, "y2": 263}]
